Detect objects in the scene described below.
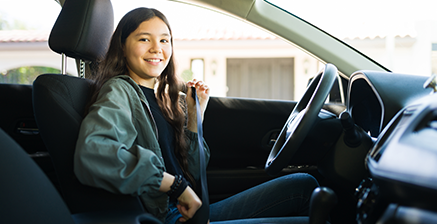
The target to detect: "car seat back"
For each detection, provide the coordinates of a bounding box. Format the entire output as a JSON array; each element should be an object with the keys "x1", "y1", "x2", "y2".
[
  {"x1": 33, "y1": 0, "x2": 146, "y2": 215},
  {"x1": 0, "y1": 128, "x2": 75, "y2": 224}
]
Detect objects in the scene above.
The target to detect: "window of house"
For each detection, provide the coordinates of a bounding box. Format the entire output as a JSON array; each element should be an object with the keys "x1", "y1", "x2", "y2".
[{"x1": 191, "y1": 59, "x2": 205, "y2": 81}]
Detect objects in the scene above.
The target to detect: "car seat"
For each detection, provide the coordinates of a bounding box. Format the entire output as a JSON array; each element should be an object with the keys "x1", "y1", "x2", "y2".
[
  {"x1": 32, "y1": 0, "x2": 156, "y2": 219},
  {"x1": 0, "y1": 127, "x2": 75, "y2": 224},
  {"x1": 0, "y1": 128, "x2": 161, "y2": 224}
]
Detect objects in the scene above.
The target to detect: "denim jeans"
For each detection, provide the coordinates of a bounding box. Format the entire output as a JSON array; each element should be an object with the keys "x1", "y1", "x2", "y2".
[{"x1": 165, "y1": 173, "x2": 319, "y2": 224}]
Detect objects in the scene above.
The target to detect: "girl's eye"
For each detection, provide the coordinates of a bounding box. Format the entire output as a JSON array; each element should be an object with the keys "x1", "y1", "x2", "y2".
[
  {"x1": 161, "y1": 39, "x2": 169, "y2": 43},
  {"x1": 139, "y1": 38, "x2": 149, "y2": 42}
]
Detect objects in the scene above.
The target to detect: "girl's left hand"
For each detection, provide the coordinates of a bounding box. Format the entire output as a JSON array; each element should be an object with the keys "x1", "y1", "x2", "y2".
[{"x1": 186, "y1": 79, "x2": 209, "y2": 133}]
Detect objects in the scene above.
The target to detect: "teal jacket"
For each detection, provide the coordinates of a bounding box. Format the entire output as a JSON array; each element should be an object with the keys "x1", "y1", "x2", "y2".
[{"x1": 74, "y1": 75, "x2": 210, "y2": 221}]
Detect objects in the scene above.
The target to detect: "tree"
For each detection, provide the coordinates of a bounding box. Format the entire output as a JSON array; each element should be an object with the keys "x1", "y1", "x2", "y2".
[
  {"x1": 0, "y1": 15, "x2": 11, "y2": 30},
  {"x1": 0, "y1": 13, "x2": 28, "y2": 30},
  {"x1": 180, "y1": 69, "x2": 193, "y2": 82},
  {"x1": 0, "y1": 66, "x2": 61, "y2": 84}
]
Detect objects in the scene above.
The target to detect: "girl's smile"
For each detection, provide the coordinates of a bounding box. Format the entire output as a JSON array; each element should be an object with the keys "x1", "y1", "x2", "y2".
[{"x1": 123, "y1": 17, "x2": 172, "y2": 88}]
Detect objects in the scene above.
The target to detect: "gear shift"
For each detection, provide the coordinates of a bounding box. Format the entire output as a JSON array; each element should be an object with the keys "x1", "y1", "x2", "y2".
[{"x1": 309, "y1": 187, "x2": 337, "y2": 224}]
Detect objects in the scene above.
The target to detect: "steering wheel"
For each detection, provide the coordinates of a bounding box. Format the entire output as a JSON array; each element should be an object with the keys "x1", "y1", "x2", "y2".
[{"x1": 265, "y1": 63, "x2": 338, "y2": 176}]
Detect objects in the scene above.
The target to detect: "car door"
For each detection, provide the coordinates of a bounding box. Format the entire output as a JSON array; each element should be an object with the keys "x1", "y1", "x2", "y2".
[{"x1": 204, "y1": 96, "x2": 297, "y2": 202}]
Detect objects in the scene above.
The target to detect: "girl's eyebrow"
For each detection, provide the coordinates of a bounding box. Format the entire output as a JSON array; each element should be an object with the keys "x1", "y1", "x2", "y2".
[{"x1": 135, "y1": 32, "x2": 171, "y2": 37}]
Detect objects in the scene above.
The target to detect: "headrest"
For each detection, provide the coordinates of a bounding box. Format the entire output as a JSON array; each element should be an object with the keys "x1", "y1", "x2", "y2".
[{"x1": 49, "y1": 0, "x2": 114, "y2": 62}]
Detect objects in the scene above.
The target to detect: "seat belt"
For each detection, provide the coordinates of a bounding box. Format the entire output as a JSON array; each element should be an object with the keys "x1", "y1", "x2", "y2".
[{"x1": 186, "y1": 87, "x2": 209, "y2": 224}]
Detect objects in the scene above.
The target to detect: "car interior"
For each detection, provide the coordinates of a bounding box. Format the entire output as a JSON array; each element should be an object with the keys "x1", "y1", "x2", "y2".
[{"x1": 2, "y1": 0, "x2": 437, "y2": 223}]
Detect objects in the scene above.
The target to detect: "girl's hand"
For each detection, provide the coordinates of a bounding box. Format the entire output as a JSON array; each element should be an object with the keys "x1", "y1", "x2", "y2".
[
  {"x1": 176, "y1": 186, "x2": 202, "y2": 222},
  {"x1": 186, "y1": 79, "x2": 210, "y2": 133}
]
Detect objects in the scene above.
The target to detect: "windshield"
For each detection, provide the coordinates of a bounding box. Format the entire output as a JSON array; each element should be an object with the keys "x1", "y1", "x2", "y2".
[{"x1": 268, "y1": 0, "x2": 437, "y2": 76}]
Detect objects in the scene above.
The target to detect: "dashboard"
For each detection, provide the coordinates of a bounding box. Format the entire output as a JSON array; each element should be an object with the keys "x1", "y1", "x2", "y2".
[
  {"x1": 348, "y1": 70, "x2": 430, "y2": 137},
  {"x1": 347, "y1": 71, "x2": 437, "y2": 223}
]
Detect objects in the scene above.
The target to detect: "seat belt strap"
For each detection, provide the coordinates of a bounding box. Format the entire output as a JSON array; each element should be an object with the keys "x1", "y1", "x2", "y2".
[{"x1": 187, "y1": 87, "x2": 209, "y2": 224}]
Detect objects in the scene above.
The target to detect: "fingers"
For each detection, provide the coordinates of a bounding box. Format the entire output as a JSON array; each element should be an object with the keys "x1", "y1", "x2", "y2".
[
  {"x1": 176, "y1": 203, "x2": 198, "y2": 223},
  {"x1": 176, "y1": 187, "x2": 202, "y2": 222},
  {"x1": 178, "y1": 198, "x2": 202, "y2": 218},
  {"x1": 186, "y1": 79, "x2": 202, "y2": 87},
  {"x1": 186, "y1": 79, "x2": 209, "y2": 94},
  {"x1": 177, "y1": 204, "x2": 189, "y2": 222},
  {"x1": 185, "y1": 79, "x2": 210, "y2": 129}
]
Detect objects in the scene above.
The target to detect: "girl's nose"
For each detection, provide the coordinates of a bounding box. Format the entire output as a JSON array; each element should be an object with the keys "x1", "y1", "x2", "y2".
[{"x1": 149, "y1": 41, "x2": 162, "y2": 54}]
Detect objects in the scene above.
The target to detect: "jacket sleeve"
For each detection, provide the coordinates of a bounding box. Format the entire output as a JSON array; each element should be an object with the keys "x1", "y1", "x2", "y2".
[
  {"x1": 185, "y1": 129, "x2": 210, "y2": 181},
  {"x1": 178, "y1": 93, "x2": 210, "y2": 181},
  {"x1": 74, "y1": 80, "x2": 165, "y2": 197}
]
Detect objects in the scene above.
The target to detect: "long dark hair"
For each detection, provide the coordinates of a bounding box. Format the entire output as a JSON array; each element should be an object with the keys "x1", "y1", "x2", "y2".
[{"x1": 88, "y1": 7, "x2": 194, "y2": 185}]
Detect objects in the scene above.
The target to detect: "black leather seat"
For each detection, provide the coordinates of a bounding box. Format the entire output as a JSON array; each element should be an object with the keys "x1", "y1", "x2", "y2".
[
  {"x1": 0, "y1": 127, "x2": 75, "y2": 224},
  {"x1": 0, "y1": 128, "x2": 161, "y2": 224},
  {"x1": 33, "y1": 0, "x2": 158, "y2": 221},
  {"x1": 34, "y1": 74, "x2": 148, "y2": 214}
]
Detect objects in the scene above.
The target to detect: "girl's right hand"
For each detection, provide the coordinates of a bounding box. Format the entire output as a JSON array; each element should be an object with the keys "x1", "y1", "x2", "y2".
[{"x1": 176, "y1": 186, "x2": 202, "y2": 222}]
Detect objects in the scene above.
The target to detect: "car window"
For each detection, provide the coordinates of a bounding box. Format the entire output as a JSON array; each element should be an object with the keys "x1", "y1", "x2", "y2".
[
  {"x1": 0, "y1": 0, "x2": 73, "y2": 85},
  {"x1": 268, "y1": 0, "x2": 437, "y2": 77},
  {"x1": 110, "y1": 0, "x2": 326, "y2": 102}
]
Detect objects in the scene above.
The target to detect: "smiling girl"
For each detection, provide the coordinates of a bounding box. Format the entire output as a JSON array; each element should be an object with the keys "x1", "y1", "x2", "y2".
[{"x1": 74, "y1": 7, "x2": 319, "y2": 224}]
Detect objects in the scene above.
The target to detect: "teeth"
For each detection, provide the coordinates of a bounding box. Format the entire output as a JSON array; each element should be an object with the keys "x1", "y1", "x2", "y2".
[{"x1": 145, "y1": 59, "x2": 161, "y2": 62}]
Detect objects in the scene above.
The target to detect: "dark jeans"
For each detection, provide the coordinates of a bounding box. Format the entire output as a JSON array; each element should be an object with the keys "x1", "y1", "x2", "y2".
[{"x1": 165, "y1": 173, "x2": 319, "y2": 224}]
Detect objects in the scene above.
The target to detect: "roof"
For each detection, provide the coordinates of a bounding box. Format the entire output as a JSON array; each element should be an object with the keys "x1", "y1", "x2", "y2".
[
  {"x1": 0, "y1": 30, "x2": 50, "y2": 43},
  {"x1": 0, "y1": 28, "x2": 415, "y2": 44},
  {"x1": 0, "y1": 28, "x2": 277, "y2": 44},
  {"x1": 173, "y1": 26, "x2": 277, "y2": 41}
]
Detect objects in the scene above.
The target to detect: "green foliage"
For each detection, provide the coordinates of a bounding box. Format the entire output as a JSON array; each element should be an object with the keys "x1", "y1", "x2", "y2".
[
  {"x1": 0, "y1": 66, "x2": 60, "y2": 84},
  {"x1": 180, "y1": 69, "x2": 193, "y2": 82},
  {"x1": 0, "y1": 14, "x2": 29, "y2": 30},
  {"x1": 10, "y1": 19, "x2": 28, "y2": 30},
  {"x1": 0, "y1": 15, "x2": 11, "y2": 30}
]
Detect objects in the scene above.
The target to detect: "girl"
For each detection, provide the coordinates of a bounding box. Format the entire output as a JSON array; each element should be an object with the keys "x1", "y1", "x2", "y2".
[{"x1": 74, "y1": 7, "x2": 319, "y2": 224}]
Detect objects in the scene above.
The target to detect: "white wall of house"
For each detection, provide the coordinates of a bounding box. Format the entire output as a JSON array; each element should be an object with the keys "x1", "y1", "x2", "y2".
[
  {"x1": 0, "y1": 42, "x2": 78, "y2": 76},
  {"x1": 344, "y1": 21, "x2": 437, "y2": 77},
  {"x1": 174, "y1": 39, "x2": 320, "y2": 99}
]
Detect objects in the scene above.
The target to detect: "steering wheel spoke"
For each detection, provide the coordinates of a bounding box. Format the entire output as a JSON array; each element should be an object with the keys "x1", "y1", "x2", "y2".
[
  {"x1": 286, "y1": 108, "x2": 306, "y2": 140},
  {"x1": 265, "y1": 64, "x2": 338, "y2": 176}
]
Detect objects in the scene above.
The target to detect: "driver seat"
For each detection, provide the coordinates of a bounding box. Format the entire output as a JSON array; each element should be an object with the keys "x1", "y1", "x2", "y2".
[{"x1": 33, "y1": 0, "x2": 152, "y2": 218}]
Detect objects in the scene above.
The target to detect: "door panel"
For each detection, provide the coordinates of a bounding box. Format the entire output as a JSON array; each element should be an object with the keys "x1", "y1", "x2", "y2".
[
  {"x1": 204, "y1": 97, "x2": 295, "y2": 169},
  {"x1": 203, "y1": 96, "x2": 322, "y2": 202}
]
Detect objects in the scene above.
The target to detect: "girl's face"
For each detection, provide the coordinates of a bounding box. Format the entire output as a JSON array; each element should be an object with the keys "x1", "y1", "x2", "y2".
[{"x1": 123, "y1": 17, "x2": 172, "y2": 87}]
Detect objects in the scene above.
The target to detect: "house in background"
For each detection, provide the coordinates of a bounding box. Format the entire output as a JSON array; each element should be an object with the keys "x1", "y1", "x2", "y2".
[
  {"x1": 0, "y1": 30, "x2": 78, "y2": 77},
  {"x1": 172, "y1": 26, "x2": 319, "y2": 100}
]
